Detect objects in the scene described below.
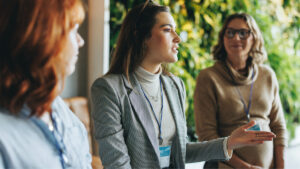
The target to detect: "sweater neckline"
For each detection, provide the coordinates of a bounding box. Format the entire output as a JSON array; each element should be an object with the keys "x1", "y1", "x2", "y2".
[
  {"x1": 215, "y1": 60, "x2": 258, "y2": 85},
  {"x1": 135, "y1": 66, "x2": 161, "y2": 84}
]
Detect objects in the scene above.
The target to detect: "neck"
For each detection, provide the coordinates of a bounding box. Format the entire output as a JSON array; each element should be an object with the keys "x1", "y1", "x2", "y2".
[
  {"x1": 227, "y1": 58, "x2": 247, "y2": 71},
  {"x1": 140, "y1": 62, "x2": 161, "y2": 74}
]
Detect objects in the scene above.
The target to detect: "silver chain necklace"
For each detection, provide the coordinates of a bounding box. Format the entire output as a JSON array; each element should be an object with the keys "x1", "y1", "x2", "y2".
[{"x1": 143, "y1": 86, "x2": 160, "y2": 102}]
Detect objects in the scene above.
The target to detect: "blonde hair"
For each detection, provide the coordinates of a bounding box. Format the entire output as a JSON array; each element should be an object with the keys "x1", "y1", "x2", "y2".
[{"x1": 213, "y1": 13, "x2": 267, "y2": 64}]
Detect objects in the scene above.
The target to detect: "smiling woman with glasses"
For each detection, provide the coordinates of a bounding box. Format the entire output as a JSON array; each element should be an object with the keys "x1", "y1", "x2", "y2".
[
  {"x1": 194, "y1": 13, "x2": 287, "y2": 169},
  {"x1": 224, "y1": 28, "x2": 252, "y2": 40}
]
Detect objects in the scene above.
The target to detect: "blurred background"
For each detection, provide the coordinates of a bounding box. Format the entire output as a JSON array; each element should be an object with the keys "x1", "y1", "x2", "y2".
[{"x1": 62, "y1": 0, "x2": 299, "y2": 168}]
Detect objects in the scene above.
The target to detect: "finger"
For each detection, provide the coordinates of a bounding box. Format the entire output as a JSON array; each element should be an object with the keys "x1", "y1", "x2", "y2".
[
  {"x1": 252, "y1": 133, "x2": 275, "y2": 141},
  {"x1": 255, "y1": 131, "x2": 276, "y2": 137},
  {"x1": 254, "y1": 137, "x2": 273, "y2": 141},
  {"x1": 253, "y1": 141, "x2": 264, "y2": 144},
  {"x1": 241, "y1": 121, "x2": 256, "y2": 130},
  {"x1": 251, "y1": 140, "x2": 264, "y2": 144},
  {"x1": 244, "y1": 140, "x2": 264, "y2": 146}
]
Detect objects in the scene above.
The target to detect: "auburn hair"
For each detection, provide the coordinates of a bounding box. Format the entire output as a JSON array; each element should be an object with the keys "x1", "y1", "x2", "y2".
[{"x1": 0, "y1": 0, "x2": 85, "y2": 116}]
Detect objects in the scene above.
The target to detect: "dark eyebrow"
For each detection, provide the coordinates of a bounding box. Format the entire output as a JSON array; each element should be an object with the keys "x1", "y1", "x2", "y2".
[{"x1": 160, "y1": 24, "x2": 176, "y2": 28}]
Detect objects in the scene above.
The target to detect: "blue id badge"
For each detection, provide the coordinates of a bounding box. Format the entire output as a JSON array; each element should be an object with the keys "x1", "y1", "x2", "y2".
[
  {"x1": 247, "y1": 123, "x2": 261, "y2": 131},
  {"x1": 159, "y1": 145, "x2": 171, "y2": 168}
]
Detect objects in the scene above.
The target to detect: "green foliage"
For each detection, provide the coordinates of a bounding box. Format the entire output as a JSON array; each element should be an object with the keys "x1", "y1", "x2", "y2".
[{"x1": 110, "y1": 0, "x2": 300, "y2": 142}]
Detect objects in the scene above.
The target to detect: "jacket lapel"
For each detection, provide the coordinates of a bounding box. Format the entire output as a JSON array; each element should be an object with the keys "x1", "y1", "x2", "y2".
[
  {"x1": 160, "y1": 75, "x2": 186, "y2": 165},
  {"x1": 121, "y1": 74, "x2": 160, "y2": 158}
]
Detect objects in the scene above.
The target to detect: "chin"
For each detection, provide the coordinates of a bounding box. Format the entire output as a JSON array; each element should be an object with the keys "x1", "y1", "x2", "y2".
[
  {"x1": 65, "y1": 66, "x2": 76, "y2": 76},
  {"x1": 168, "y1": 55, "x2": 178, "y2": 63}
]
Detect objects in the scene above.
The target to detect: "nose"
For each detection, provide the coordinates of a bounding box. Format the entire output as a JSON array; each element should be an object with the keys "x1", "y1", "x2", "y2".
[
  {"x1": 77, "y1": 33, "x2": 84, "y2": 47},
  {"x1": 232, "y1": 32, "x2": 241, "y2": 40},
  {"x1": 173, "y1": 31, "x2": 181, "y2": 43}
]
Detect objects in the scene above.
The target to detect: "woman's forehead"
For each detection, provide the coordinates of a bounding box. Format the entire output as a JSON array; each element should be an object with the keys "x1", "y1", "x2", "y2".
[
  {"x1": 227, "y1": 18, "x2": 249, "y2": 29},
  {"x1": 154, "y1": 12, "x2": 176, "y2": 28}
]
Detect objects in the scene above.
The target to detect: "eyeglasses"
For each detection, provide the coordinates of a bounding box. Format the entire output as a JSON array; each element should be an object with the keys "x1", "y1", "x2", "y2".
[{"x1": 225, "y1": 28, "x2": 252, "y2": 40}]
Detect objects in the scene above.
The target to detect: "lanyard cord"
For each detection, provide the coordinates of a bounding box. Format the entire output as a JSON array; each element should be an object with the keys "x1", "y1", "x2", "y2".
[
  {"x1": 234, "y1": 70, "x2": 255, "y2": 122},
  {"x1": 225, "y1": 64, "x2": 255, "y2": 122},
  {"x1": 140, "y1": 77, "x2": 164, "y2": 145}
]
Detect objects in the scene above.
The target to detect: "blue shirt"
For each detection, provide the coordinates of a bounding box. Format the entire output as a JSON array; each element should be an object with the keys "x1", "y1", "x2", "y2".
[{"x1": 0, "y1": 97, "x2": 92, "y2": 169}]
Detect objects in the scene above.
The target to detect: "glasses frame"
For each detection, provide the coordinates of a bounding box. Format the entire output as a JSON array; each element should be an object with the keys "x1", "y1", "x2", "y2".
[{"x1": 224, "y1": 28, "x2": 252, "y2": 40}]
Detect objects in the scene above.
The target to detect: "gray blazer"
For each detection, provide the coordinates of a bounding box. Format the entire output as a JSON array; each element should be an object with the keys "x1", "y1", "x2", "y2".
[{"x1": 91, "y1": 73, "x2": 228, "y2": 169}]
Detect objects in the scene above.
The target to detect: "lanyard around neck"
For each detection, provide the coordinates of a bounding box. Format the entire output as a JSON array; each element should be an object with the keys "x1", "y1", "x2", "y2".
[
  {"x1": 235, "y1": 70, "x2": 255, "y2": 121},
  {"x1": 225, "y1": 64, "x2": 255, "y2": 121},
  {"x1": 140, "y1": 77, "x2": 164, "y2": 145}
]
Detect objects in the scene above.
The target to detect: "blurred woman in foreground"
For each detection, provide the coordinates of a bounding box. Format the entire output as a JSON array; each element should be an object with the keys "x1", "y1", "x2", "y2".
[{"x1": 0, "y1": 0, "x2": 91, "y2": 168}]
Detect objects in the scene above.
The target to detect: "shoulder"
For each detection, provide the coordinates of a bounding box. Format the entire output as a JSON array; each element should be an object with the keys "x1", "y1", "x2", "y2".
[
  {"x1": 197, "y1": 63, "x2": 220, "y2": 79},
  {"x1": 0, "y1": 107, "x2": 29, "y2": 132},
  {"x1": 257, "y1": 64, "x2": 276, "y2": 76},
  {"x1": 0, "y1": 108, "x2": 34, "y2": 146},
  {"x1": 52, "y1": 97, "x2": 84, "y2": 128},
  {"x1": 195, "y1": 64, "x2": 220, "y2": 87},
  {"x1": 92, "y1": 74, "x2": 123, "y2": 88},
  {"x1": 257, "y1": 64, "x2": 278, "y2": 82},
  {"x1": 91, "y1": 74, "x2": 125, "y2": 107},
  {"x1": 91, "y1": 74, "x2": 125, "y2": 93},
  {"x1": 162, "y1": 73, "x2": 185, "y2": 91},
  {"x1": 0, "y1": 110, "x2": 18, "y2": 135}
]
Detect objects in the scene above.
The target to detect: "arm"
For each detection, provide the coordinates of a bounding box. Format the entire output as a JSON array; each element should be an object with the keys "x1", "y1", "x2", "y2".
[
  {"x1": 275, "y1": 145, "x2": 285, "y2": 169},
  {"x1": 268, "y1": 72, "x2": 287, "y2": 168},
  {"x1": 186, "y1": 137, "x2": 228, "y2": 163},
  {"x1": 170, "y1": 76, "x2": 227, "y2": 163},
  {"x1": 194, "y1": 72, "x2": 219, "y2": 141},
  {"x1": 91, "y1": 78, "x2": 131, "y2": 169}
]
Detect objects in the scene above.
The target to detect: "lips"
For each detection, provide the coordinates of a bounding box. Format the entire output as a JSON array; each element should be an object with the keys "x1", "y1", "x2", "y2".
[
  {"x1": 172, "y1": 45, "x2": 179, "y2": 53},
  {"x1": 230, "y1": 44, "x2": 243, "y2": 49}
]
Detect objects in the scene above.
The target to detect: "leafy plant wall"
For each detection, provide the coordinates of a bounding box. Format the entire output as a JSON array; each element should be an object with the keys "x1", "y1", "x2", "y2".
[{"x1": 110, "y1": 0, "x2": 300, "y2": 141}]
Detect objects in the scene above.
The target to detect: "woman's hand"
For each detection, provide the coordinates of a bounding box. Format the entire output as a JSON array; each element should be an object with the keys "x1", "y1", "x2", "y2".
[{"x1": 227, "y1": 121, "x2": 276, "y2": 150}]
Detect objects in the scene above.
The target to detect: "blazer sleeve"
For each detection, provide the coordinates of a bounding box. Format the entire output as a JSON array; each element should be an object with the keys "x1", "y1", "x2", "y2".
[
  {"x1": 91, "y1": 78, "x2": 132, "y2": 169},
  {"x1": 171, "y1": 76, "x2": 228, "y2": 163},
  {"x1": 186, "y1": 138, "x2": 228, "y2": 163}
]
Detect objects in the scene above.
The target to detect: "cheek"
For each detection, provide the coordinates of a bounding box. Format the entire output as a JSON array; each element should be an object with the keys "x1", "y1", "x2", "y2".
[
  {"x1": 224, "y1": 39, "x2": 230, "y2": 51},
  {"x1": 245, "y1": 39, "x2": 254, "y2": 51}
]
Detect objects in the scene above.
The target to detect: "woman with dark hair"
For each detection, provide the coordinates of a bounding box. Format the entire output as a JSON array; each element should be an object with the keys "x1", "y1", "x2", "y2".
[
  {"x1": 0, "y1": 0, "x2": 91, "y2": 168},
  {"x1": 194, "y1": 13, "x2": 287, "y2": 169},
  {"x1": 92, "y1": 2, "x2": 276, "y2": 169}
]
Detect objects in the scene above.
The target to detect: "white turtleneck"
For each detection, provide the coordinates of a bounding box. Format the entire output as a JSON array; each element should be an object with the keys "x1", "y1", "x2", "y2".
[{"x1": 135, "y1": 66, "x2": 176, "y2": 168}]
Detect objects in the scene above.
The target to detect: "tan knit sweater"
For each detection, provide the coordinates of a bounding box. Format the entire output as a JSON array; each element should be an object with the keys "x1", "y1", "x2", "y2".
[{"x1": 194, "y1": 61, "x2": 287, "y2": 169}]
